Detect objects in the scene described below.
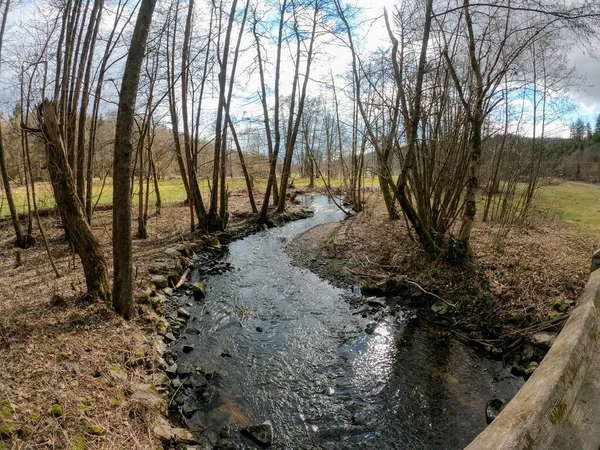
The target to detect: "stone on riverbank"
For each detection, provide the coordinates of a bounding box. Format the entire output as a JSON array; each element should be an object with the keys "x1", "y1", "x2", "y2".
[
  {"x1": 530, "y1": 331, "x2": 557, "y2": 350},
  {"x1": 151, "y1": 275, "x2": 169, "y2": 289},
  {"x1": 242, "y1": 421, "x2": 273, "y2": 447},
  {"x1": 431, "y1": 299, "x2": 449, "y2": 315},
  {"x1": 164, "y1": 247, "x2": 180, "y2": 258},
  {"x1": 165, "y1": 363, "x2": 178, "y2": 379},
  {"x1": 486, "y1": 398, "x2": 511, "y2": 424},
  {"x1": 153, "y1": 415, "x2": 198, "y2": 444},
  {"x1": 177, "y1": 362, "x2": 195, "y2": 378},
  {"x1": 192, "y1": 283, "x2": 206, "y2": 300},
  {"x1": 131, "y1": 385, "x2": 167, "y2": 413},
  {"x1": 177, "y1": 307, "x2": 191, "y2": 319}
]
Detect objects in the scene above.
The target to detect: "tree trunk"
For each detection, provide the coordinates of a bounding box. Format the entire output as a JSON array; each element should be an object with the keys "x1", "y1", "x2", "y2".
[
  {"x1": 0, "y1": 0, "x2": 28, "y2": 248},
  {"x1": 149, "y1": 149, "x2": 162, "y2": 215},
  {"x1": 86, "y1": 0, "x2": 127, "y2": 222},
  {"x1": 228, "y1": 117, "x2": 257, "y2": 213},
  {"x1": 457, "y1": 0, "x2": 485, "y2": 253},
  {"x1": 256, "y1": 0, "x2": 286, "y2": 221},
  {"x1": 112, "y1": 0, "x2": 157, "y2": 319},
  {"x1": 0, "y1": 126, "x2": 26, "y2": 248},
  {"x1": 278, "y1": 4, "x2": 320, "y2": 212},
  {"x1": 38, "y1": 100, "x2": 109, "y2": 299},
  {"x1": 180, "y1": 0, "x2": 208, "y2": 231},
  {"x1": 76, "y1": 0, "x2": 103, "y2": 204},
  {"x1": 209, "y1": 0, "x2": 238, "y2": 231},
  {"x1": 165, "y1": 1, "x2": 191, "y2": 206}
]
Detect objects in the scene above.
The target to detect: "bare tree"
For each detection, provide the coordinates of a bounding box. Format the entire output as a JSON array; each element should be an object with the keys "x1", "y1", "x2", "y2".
[
  {"x1": 113, "y1": 0, "x2": 158, "y2": 319},
  {"x1": 0, "y1": 0, "x2": 29, "y2": 248},
  {"x1": 277, "y1": 1, "x2": 320, "y2": 212},
  {"x1": 255, "y1": 0, "x2": 286, "y2": 221}
]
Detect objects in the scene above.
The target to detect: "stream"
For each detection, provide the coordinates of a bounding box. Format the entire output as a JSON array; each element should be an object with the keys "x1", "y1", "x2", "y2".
[{"x1": 170, "y1": 194, "x2": 523, "y2": 449}]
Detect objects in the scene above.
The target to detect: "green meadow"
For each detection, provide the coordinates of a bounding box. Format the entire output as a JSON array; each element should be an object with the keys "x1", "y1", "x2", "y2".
[
  {"x1": 1, "y1": 177, "x2": 598, "y2": 229},
  {"x1": 532, "y1": 182, "x2": 600, "y2": 228}
]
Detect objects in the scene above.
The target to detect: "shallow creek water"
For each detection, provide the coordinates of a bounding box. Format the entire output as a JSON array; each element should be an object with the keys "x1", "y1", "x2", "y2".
[{"x1": 174, "y1": 195, "x2": 522, "y2": 449}]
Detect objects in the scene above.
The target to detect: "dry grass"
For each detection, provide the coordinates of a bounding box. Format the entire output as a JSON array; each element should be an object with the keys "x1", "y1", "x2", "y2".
[{"x1": 0, "y1": 189, "x2": 254, "y2": 449}]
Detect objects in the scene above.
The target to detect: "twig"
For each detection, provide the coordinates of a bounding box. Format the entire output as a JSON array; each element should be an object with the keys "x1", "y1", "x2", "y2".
[
  {"x1": 235, "y1": 304, "x2": 250, "y2": 327},
  {"x1": 405, "y1": 279, "x2": 457, "y2": 308},
  {"x1": 506, "y1": 314, "x2": 569, "y2": 337},
  {"x1": 168, "y1": 376, "x2": 188, "y2": 406},
  {"x1": 0, "y1": 328, "x2": 7, "y2": 348},
  {"x1": 447, "y1": 328, "x2": 502, "y2": 345}
]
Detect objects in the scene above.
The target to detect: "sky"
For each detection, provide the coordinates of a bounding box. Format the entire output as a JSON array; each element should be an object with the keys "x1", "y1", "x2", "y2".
[
  {"x1": 2, "y1": 0, "x2": 600, "y2": 137},
  {"x1": 320, "y1": 0, "x2": 600, "y2": 136},
  {"x1": 568, "y1": 50, "x2": 600, "y2": 129},
  {"x1": 361, "y1": 0, "x2": 600, "y2": 135}
]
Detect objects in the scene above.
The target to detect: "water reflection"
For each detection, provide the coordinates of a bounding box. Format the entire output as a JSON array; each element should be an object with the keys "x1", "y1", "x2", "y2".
[
  {"x1": 175, "y1": 195, "x2": 522, "y2": 449},
  {"x1": 350, "y1": 322, "x2": 395, "y2": 396}
]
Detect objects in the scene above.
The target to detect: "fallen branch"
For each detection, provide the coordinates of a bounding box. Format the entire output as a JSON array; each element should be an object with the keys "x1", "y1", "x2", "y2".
[
  {"x1": 175, "y1": 268, "x2": 190, "y2": 289},
  {"x1": 405, "y1": 279, "x2": 457, "y2": 308},
  {"x1": 506, "y1": 314, "x2": 569, "y2": 337}
]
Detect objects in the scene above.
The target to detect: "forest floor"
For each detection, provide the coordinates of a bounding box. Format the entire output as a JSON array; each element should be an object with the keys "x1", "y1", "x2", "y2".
[
  {"x1": 0, "y1": 181, "x2": 598, "y2": 449},
  {"x1": 0, "y1": 188, "x2": 262, "y2": 449},
  {"x1": 288, "y1": 188, "x2": 599, "y2": 358}
]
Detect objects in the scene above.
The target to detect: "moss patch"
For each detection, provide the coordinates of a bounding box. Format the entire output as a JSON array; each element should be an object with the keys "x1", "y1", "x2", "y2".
[
  {"x1": 51, "y1": 403, "x2": 63, "y2": 417},
  {"x1": 0, "y1": 399, "x2": 15, "y2": 438},
  {"x1": 72, "y1": 435, "x2": 86, "y2": 450},
  {"x1": 87, "y1": 424, "x2": 105, "y2": 436}
]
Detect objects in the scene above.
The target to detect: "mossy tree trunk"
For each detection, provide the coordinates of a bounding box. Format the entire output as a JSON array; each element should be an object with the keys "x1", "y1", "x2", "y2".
[{"x1": 38, "y1": 99, "x2": 110, "y2": 300}]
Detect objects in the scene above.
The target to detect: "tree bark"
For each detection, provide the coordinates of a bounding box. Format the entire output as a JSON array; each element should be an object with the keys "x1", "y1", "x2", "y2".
[
  {"x1": 209, "y1": 0, "x2": 238, "y2": 230},
  {"x1": 38, "y1": 100, "x2": 109, "y2": 298},
  {"x1": 180, "y1": 0, "x2": 208, "y2": 231},
  {"x1": 0, "y1": 0, "x2": 27, "y2": 248},
  {"x1": 112, "y1": 0, "x2": 157, "y2": 319},
  {"x1": 76, "y1": 0, "x2": 103, "y2": 204},
  {"x1": 257, "y1": 0, "x2": 286, "y2": 220},
  {"x1": 228, "y1": 117, "x2": 257, "y2": 213},
  {"x1": 456, "y1": 0, "x2": 485, "y2": 253}
]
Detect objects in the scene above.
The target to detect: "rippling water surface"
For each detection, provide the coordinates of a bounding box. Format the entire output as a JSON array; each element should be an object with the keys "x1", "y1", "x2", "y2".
[{"x1": 176, "y1": 195, "x2": 522, "y2": 449}]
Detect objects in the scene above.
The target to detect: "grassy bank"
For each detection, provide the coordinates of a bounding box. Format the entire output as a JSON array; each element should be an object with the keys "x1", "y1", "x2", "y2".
[
  {"x1": 0, "y1": 189, "x2": 259, "y2": 449},
  {"x1": 0, "y1": 176, "x2": 597, "y2": 447},
  {"x1": 288, "y1": 186, "x2": 599, "y2": 350}
]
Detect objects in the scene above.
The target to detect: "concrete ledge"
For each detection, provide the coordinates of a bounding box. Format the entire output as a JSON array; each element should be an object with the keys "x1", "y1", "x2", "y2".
[
  {"x1": 549, "y1": 337, "x2": 600, "y2": 450},
  {"x1": 465, "y1": 265, "x2": 600, "y2": 450}
]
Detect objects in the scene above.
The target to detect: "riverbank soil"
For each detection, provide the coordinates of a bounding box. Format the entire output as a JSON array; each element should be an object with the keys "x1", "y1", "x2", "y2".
[
  {"x1": 288, "y1": 190, "x2": 598, "y2": 355},
  {"x1": 0, "y1": 189, "x2": 259, "y2": 449}
]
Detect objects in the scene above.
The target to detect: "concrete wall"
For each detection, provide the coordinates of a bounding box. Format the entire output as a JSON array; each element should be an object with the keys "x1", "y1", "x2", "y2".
[{"x1": 465, "y1": 252, "x2": 600, "y2": 450}]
